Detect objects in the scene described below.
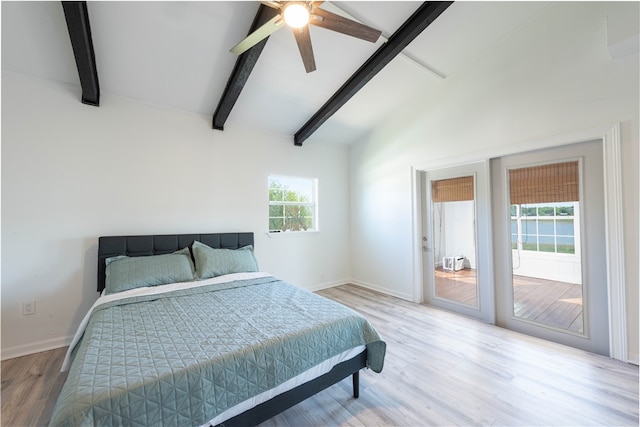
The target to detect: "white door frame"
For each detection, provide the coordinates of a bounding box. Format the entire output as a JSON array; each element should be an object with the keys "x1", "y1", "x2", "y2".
[
  {"x1": 411, "y1": 123, "x2": 627, "y2": 362},
  {"x1": 493, "y1": 141, "x2": 609, "y2": 355},
  {"x1": 421, "y1": 161, "x2": 495, "y2": 324}
]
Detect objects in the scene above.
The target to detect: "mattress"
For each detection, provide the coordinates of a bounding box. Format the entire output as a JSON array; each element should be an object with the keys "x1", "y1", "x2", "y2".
[{"x1": 50, "y1": 273, "x2": 385, "y2": 426}]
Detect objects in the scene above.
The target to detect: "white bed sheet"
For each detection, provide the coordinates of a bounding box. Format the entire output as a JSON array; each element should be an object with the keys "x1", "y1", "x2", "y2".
[{"x1": 203, "y1": 344, "x2": 366, "y2": 426}]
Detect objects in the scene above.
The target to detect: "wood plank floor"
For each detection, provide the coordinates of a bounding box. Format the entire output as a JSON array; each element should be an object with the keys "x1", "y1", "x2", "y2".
[
  {"x1": 512, "y1": 275, "x2": 583, "y2": 333},
  {"x1": 1, "y1": 347, "x2": 68, "y2": 427},
  {"x1": 2, "y1": 284, "x2": 637, "y2": 426},
  {"x1": 434, "y1": 267, "x2": 478, "y2": 306},
  {"x1": 435, "y1": 268, "x2": 584, "y2": 333}
]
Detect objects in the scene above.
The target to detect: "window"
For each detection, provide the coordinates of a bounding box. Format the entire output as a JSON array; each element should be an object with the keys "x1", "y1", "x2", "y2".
[
  {"x1": 508, "y1": 161, "x2": 579, "y2": 255},
  {"x1": 511, "y1": 202, "x2": 577, "y2": 254},
  {"x1": 268, "y1": 175, "x2": 317, "y2": 232}
]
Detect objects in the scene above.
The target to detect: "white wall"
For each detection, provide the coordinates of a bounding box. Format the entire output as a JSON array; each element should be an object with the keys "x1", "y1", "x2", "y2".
[
  {"x1": 432, "y1": 201, "x2": 477, "y2": 269},
  {"x1": 511, "y1": 251, "x2": 582, "y2": 285},
  {"x1": 1, "y1": 72, "x2": 350, "y2": 359},
  {"x1": 349, "y1": 2, "x2": 639, "y2": 361}
]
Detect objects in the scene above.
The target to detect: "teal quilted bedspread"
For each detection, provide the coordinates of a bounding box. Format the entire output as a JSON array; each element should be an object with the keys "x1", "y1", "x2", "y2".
[{"x1": 49, "y1": 276, "x2": 385, "y2": 426}]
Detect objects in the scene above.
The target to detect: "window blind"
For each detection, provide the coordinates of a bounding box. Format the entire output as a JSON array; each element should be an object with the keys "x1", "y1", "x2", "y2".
[
  {"x1": 431, "y1": 176, "x2": 474, "y2": 202},
  {"x1": 509, "y1": 161, "x2": 579, "y2": 205}
]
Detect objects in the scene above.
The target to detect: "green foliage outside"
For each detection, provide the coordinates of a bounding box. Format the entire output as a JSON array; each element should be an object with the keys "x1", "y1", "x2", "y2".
[
  {"x1": 516, "y1": 204, "x2": 574, "y2": 217},
  {"x1": 269, "y1": 179, "x2": 314, "y2": 232},
  {"x1": 521, "y1": 241, "x2": 575, "y2": 254},
  {"x1": 556, "y1": 244, "x2": 575, "y2": 254}
]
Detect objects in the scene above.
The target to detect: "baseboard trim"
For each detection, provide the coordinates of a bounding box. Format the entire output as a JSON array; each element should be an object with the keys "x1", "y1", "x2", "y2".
[
  {"x1": 307, "y1": 279, "x2": 351, "y2": 292},
  {"x1": 349, "y1": 279, "x2": 413, "y2": 301},
  {"x1": 310, "y1": 278, "x2": 414, "y2": 302},
  {"x1": 1, "y1": 335, "x2": 72, "y2": 361}
]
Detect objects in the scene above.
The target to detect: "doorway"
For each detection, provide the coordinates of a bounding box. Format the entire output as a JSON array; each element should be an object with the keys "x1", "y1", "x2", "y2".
[
  {"x1": 492, "y1": 140, "x2": 610, "y2": 356},
  {"x1": 414, "y1": 124, "x2": 625, "y2": 360},
  {"x1": 421, "y1": 161, "x2": 494, "y2": 323}
]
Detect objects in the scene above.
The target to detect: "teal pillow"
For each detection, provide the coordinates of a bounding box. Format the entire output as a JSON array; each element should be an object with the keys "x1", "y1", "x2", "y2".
[
  {"x1": 105, "y1": 247, "x2": 196, "y2": 294},
  {"x1": 192, "y1": 241, "x2": 259, "y2": 279}
]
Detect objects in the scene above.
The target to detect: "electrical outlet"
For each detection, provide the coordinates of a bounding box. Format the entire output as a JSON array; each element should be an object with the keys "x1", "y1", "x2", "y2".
[{"x1": 23, "y1": 301, "x2": 36, "y2": 315}]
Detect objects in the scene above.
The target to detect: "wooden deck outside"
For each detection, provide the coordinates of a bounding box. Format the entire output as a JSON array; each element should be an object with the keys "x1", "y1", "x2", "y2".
[
  {"x1": 434, "y1": 267, "x2": 478, "y2": 306},
  {"x1": 435, "y1": 268, "x2": 583, "y2": 333}
]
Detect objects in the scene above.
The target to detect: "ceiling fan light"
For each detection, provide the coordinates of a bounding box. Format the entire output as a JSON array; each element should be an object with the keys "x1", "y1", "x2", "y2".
[{"x1": 283, "y1": 3, "x2": 310, "y2": 28}]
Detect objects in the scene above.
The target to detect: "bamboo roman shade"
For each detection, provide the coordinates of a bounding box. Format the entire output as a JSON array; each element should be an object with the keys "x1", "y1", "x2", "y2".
[
  {"x1": 432, "y1": 176, "x2": 474, "y2": 202},
  {"x1": 509, "y1": 161, "x2": 579, "y2": 205}
]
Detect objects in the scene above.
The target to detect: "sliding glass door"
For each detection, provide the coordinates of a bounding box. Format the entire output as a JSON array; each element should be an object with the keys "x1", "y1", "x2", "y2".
[
  {"x1": 422, "y1": 162, "x2": 494, "y2": 323},
  {"x1": 492, "y1": 141, "x2": 609, "y2": 356}
]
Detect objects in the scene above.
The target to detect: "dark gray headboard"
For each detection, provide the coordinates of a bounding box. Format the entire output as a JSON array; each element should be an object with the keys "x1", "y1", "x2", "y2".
[{"x1": 97, "y1": 232, "x2": 254, "y2": 292}]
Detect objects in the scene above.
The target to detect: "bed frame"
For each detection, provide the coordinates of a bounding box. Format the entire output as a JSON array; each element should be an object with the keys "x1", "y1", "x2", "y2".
[{"x1": 96, "y1": 232, "x2": 366, "y2": 426}]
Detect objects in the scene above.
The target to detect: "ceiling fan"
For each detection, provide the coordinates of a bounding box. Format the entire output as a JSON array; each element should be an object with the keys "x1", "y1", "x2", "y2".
[{"x1": 230, "y1": 1, "x2": 382, "y2": 73}]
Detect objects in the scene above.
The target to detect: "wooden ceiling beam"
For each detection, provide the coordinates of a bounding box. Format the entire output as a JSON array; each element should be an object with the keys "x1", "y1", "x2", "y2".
[
  {"x1": 294, "y1": 1, "x2": 453, "y2": 146},
  {"x1": 212, "y1": 4, "x2": 279, "y2": 131},
  {"x1": 61, "y1": 1, "x2": 100, "y2": 106}
]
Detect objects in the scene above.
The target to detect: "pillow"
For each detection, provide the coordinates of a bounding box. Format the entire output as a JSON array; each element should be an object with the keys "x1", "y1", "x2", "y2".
[
  {"x1": 192, "y1": 241, "x2": 259, "y2": 280},
  {"x1": 104, "y1": 247, "x2": 196, "y2": 294}
]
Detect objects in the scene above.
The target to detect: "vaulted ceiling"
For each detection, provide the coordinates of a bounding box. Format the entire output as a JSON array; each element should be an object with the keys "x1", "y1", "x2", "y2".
[{"x1": 2, "y1": 1, "x2": 551, "y2": 145}]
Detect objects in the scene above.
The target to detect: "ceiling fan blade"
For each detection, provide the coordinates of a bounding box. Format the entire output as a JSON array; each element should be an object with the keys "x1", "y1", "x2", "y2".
[
  {"x1": 230, "y1": 14, "x2": 284, "y2": 55},
  {"x1": 260, "y1": 1, "x2": 281, "y2": 10},
  {"x1": 292, "y1": 25, "x2": 316, "y2": 73},
  {"x1": 310, "y1": 8, "x2": 381, "y2": 43}
]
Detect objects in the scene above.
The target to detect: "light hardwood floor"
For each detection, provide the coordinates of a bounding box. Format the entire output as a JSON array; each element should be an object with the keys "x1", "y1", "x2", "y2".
[
  {"x1": 2, "y1": 284, "x2": 638, "y2": 426},
  {"x1": 1, "y1": 347, "x2": 68, "y2": 426}
]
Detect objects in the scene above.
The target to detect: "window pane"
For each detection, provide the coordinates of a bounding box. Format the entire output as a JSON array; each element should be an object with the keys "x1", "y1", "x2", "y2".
[
  {"x1": 538, "y1": 235, "x2": 555, "y2": 252},
  {"x1": 299, "y1": 205, "x2": 312, "y2": 217},
  {"x1": 284, "y1": 190, "x2": 298, "y2": 202},
  {"x1": 538, "y1": 219, "x2": 554, "y2": 235},
  {"x1": 556, "y1": 219, "x2": 574, "y2": 237},
  {"x1": 284, "y1": 205, "x2": 301, "y2": 217},
  {"x1": 297, "y1": 187, "x2": 313, "y2": 202},
  {"x1": 538, "y1": 205, "x2": 555, "y2": 216},
  {"x1": 268, "y1": 175, "x2": 317, "y2": 232},
  {"x1": 269, "y1": 205, "x2": 284, "y2": 217},
  {"x1": 511, "y1": 219, "x2": 517, "y2": 234},
  {"x1": 557, "y1": 205, "x2": 574, "y2": 216},
  {"x1": 512, "y1": 234, "x2": 518, "y2": 249},
  {"x1": 269, "y1": 188, "x2": 283, "y2": 202},
  {"x1": 510, "y1": 205, "x2": 517, "y2": 216},
  {"x1": 269, "y1": 218, "x2": 284, "y2": 230},
  {"x1": 557, "y1": 236, "x2": 575, "y2": 254},
  {"x1": 522, "y1": 235, "x2": 537, "y2": 251},
  {"x1": 283, "y1": 217, "x2": 307, "y2": 231},
  {"x1": 303, "y1": 217, "x2": 313, "y2": 229},
  {"x1": 523, "y1": 219, "x2": 537, "y2": 234},
  {"x1": 509, "y1": 171, "x2": 583, "y2": 334}
]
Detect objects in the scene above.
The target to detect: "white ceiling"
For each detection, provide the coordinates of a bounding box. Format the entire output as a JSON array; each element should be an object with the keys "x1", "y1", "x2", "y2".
[{"x1": 1, "y1": 1, "x2": 551, "y2": 145}]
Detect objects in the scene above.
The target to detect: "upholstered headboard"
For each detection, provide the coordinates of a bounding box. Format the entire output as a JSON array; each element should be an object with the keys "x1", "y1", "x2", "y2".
[{"x1": 97, "y1": 232, "x2": 254, "y2": 292}]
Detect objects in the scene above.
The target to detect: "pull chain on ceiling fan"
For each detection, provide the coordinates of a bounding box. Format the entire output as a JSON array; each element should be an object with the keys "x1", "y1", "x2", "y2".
[{"x1": 230, "y1": 1, "x2": 382, "y2": 73}]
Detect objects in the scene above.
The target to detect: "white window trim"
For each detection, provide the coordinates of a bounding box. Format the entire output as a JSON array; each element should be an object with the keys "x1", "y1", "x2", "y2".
[
  {"x1": 511, "y1": 202, "x2": 581, "y2": 257},
  {"x1": 268, "y1": 175, "x2": 319, "y2": 234}
]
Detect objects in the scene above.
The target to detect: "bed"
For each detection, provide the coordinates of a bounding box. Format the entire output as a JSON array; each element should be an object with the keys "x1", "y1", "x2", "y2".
[{"x1": 49, "y1": 232, "x2": 386, "y2": 426}]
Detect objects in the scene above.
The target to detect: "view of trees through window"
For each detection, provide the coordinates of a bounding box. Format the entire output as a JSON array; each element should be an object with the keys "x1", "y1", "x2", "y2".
[
  {"x1": 268, "y1": 176, "x2": 317, "y2": 232},
  {"x1": 511, "y1": 202, "x2": 576, "y2": 254}
]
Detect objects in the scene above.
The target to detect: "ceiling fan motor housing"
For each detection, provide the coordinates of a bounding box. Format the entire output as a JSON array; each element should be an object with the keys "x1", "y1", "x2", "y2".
[{"x1": 283, "y1": 2, "x2": 310, "y2": 28}]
